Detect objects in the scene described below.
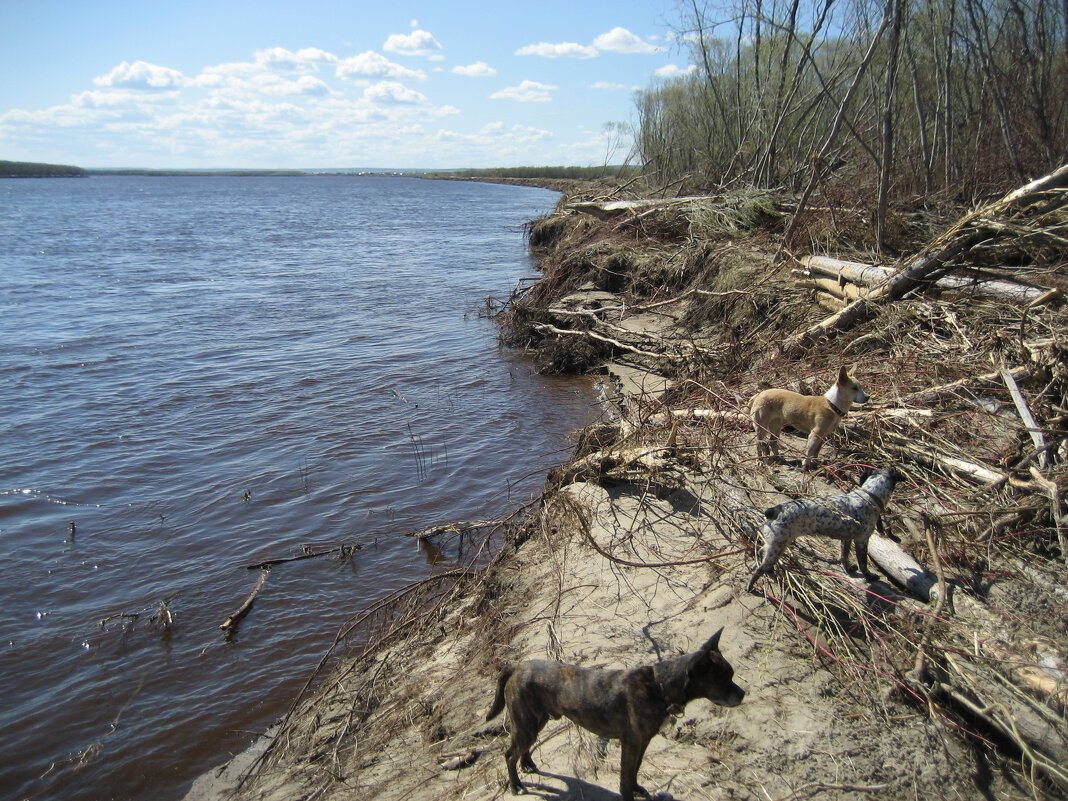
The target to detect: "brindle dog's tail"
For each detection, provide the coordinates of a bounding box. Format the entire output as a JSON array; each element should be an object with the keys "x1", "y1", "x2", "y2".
[{"x1": 486, "y1": 665, "x2": 514, "y2": 721}]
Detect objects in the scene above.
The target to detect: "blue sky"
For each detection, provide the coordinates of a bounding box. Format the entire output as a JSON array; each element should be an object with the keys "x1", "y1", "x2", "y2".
[{"x1": 1, "y1": 0, "x2": 695, "y2": 169}]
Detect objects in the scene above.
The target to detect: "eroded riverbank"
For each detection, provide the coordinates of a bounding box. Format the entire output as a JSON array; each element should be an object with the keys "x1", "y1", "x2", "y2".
[{"x1": 188, "y1": 176, "x2": 1068, "y2": 801}]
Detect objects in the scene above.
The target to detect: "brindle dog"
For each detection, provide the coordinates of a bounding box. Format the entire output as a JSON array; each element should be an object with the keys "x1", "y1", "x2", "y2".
[{"x1": 486, "y1": 629, "x2": 744, "y2": 801}]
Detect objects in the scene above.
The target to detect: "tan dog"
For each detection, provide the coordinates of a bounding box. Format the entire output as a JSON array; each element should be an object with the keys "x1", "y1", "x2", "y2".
[{"x1": 750, "y1": 366, "x2": 867, "y2": 471}]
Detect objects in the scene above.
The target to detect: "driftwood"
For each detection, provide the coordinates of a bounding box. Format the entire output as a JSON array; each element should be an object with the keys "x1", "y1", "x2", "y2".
[
  {"x1": 786, "y1": 162, "x2": 1068, "y2": 352},
  {"x1": 868, "y1": 534, "x2": 1068, "y2": 702},
  {"x1": 566, "y1": 196, "x2": 714, "y2": 220},
  {"x1": 245, "y1": 543, "x2": 361, "y2": 570},
  {"x1": 900, "y1": 365, "x2": 1031, "y2": 406},
  {"x1": 796, "y1": 276, "x2": 868, "y2": 301},
  {"x1": 936, "y1": 652, "x2": 1068, "y2": 790},
  {"x1": 407, "y1": 520, "x2": 505, "y2": 540},
  {"x1": 865, "y1": 534, "x2": 945, "y2": 606},
  {"x1": 533, "y1": 322, "x2": 684, "y2": 361},
  {"x1": 866, "y1": 533, "x2": 1068, "y2": 769},
  {"x1": 1001, "y1": 368, "x2": 1049, "y2": 469},
  {"x1": 875, "y1": 430, "x2": 1010, "y2": 486},
  {"x1": 850, "y1": 407, "x2": 934, "y2": 420},
  {"x1": 221, "y1": 569, "x2": 269, "y2": 632},
  {"x1": 1028, "y1": 468, "x2": 1068, "y2": 564},
  {"x1": 552, "y1": 446, "x2": 683, "y2": 487},
  {"x1": 645, "y1": 408, "x2": 750, "y2": 426},
  {"x1": 801, "y1": 255, "x2": 1055, "y2": 304}
]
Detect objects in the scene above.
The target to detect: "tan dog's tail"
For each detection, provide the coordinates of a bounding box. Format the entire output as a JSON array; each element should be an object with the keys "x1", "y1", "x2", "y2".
[{"x1": 486, "y1": 665, "x2": 514, "y2": 720}]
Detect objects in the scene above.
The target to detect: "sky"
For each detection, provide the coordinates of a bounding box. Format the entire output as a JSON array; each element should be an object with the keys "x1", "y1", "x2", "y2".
[{"x1": 1, "y1": 0, "x2": 696, "y2": 170}]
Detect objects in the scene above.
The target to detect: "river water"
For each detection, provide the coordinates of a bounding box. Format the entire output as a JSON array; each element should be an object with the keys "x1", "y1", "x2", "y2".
[{"x1": 0, "y1": 175, "x2": 600, "y2": 801}]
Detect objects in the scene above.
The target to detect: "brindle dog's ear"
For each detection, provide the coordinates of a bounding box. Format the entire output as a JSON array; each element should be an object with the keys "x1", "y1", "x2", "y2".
[{"x1": 700, "y1": 628, "x2": 724, "y2": 654}]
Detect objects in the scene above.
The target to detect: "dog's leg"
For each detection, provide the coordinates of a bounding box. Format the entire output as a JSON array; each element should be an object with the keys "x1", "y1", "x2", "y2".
[
  {"x1": 839, "y1": 538, "x2": 853, "y2": 571},
  {"x1": 504, "y1": 709, "x2": 546, "y2": 793},
  {"x1": 803, "y1": 431, "x2": 826, "y2": 471},
  {"x1": 854, "y1": 533, "x2": 875, "y2": 580},
  {"x1": 768, "y1": 428, "x2": 781, "y2": 462},
  {"x1": 619, "y1": 735, "x2": 652, "y2": 801},
  {"x1": 747, "y1": 531, "x2": 784, "y2": 592},
  {"x1": 753, "y1": 420, "x2": 768, "y2": 461},
  {"x1": 504, "y1": 737, "x2": 525, "y2": 793}
]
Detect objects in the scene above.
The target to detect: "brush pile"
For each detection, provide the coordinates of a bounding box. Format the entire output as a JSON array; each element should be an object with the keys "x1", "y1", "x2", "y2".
[{"x1": 499, "y1": 165, "x2": 1068, "y2": 794}]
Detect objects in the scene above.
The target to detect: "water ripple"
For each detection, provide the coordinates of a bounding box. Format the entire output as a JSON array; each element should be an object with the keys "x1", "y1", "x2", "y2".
[{"x1": 0, "y1": 175, "x2": 600, "y2": 801}]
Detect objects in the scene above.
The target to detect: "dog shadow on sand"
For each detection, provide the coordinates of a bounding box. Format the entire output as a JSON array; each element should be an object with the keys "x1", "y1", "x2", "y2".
[{"x1": 519, "y1": 771, "x2": 679, "y2": 801}]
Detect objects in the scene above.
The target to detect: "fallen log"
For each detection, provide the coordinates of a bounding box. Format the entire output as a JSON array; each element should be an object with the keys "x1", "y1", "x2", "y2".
[
  {"x1": 802, "y1": 255, "x2": 1054, "y2": 304},
  {"x1": 786, "y1": 163, "x2": 1068, "y2": 351},
  {"x1": 850, "y1": 407, "x2": 934, "y2": 420},
  {"x1": 875, "y1": 431, "x2": 1010, "y2": 486},
  {"x1": 796, "y1": 276, "x2": 869, "y2": 301},
  {"x1": 803, "y1": 256, "x2": 893, "y2": 286},
  {"x1": 865, "y1": 534, "x2": 946, "y2": 607},
  {"x1": 552, "y1": 446, "x2": 683, "y2": 487},
  {"x1": 939, "y1": 652, "x2": 1068, "y2": 789},
  {"x1": 566, "y1": 196, "x2": 714, "y2": 220},
  {"x1": 815, "y1": 294, "x2": 847, "y2": 312}
]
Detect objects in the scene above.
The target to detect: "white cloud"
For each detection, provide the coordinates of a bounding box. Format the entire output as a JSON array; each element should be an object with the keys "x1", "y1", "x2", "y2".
[
  {"x1": 516, "y1": 28, "x2": 660, "y2": 60},
  {"x1": 383, "y1": 29, "x2": 442, "y2": 57},
  {"x1": 436, "y1": 122, "x2": 553, "y2": 146},
  {"x1": 253, "y1": 47, "x2": 338, "y2": 72},
  {"x1": 592, "y1": 27, "x2": 662, "y2": 54},
  {"x1": 452, "y1": 61, "x2": 497, "y2": 77},
  {"x1": 515, "y1": 42, "x2": 598, "y2": 59},
  {"x1": 363, "y1": 81, "x2": 427, "y2": 105},
  {"x1": 490, "y1": 80, "x2": 558, "y2": 103},
  {"x1": 253, "y1": 73, "x2": 332, "y2": 96},
  {"x1": 653, "y1": 64, "x2": 698, "y2": 78},
  {"x1": 480, "y1": 122, "x2": 551, "y2": 141},
  {"x1": 590, "y1": 81, "x2": 629, "y2": 90},
  {"x1": 93, "y1": 60, "x2": 185, "y2": 89},
  {"x1": 71, "y1": 89, "x2": 180, "y2": 107},
  {"x1": 336, "y1": 51, "x2": 426, "y2": 82}
]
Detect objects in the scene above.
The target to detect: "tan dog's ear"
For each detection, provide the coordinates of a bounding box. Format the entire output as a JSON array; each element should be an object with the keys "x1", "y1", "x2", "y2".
[{"x1": 838, "y1": 365, "x2": 851, "y2": 383}]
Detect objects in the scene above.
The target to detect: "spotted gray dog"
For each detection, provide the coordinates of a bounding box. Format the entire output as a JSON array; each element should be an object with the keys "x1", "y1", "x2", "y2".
[{"x1": 746, "y1": 468, "x2": 903, "y2": 592}]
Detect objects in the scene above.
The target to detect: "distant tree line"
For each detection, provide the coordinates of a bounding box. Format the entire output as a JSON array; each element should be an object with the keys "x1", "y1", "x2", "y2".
[
  {"x1": 634, "y1": 0, "x2": 1067, "y2": 238},
  {"x1": 86, "y1": 169, "x2": 308, "y2": 177},
  {"x1": 1, "y1": 160, "x2": 87, "y2": 178},
  {"x1": 434, "y1": 165, "x2": 640, "y2": 180}
]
